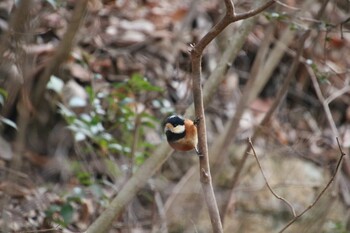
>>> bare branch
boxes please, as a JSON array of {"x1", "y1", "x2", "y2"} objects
[
  {"x1": 191, "y1": 1, "x2": 275, "y2": 232},
  {"x1": 278, "y1": 137, "x2": 346, "y2": 233},
  {"x1": 86, "y1": 144, "x2": 173, "y2": 233},
  {"x1": 340, "y1": 17, "x2": 350, "y2": 39},
  {"x1": 275, "y1": 0, "x2": 300, "y2": 10},
  {"x1": 307, "y1": 65, "x2": 339, "y2": 138},
  {"x1": 248, "y1": 138, "x2": 296, "y2": 217},
  {"x1": 224, "y1": 0, "x2": 235, "y2": 16},
  {"x1": 192, "y1": 0, "x2": 275, "y2": 58},
  {"x1": 325, "y1": 83, "x2": 350, "y2": 104},
  {"x1": 233, "y1": 0, "x2": 276, "y2": 22}
]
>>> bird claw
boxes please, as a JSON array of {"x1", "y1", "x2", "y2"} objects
[
  {"x1": 195, "y1": 147, "x2": 203, "y2": 156},
  {"x1": 193, "y1": 116, "x2": 201, "y2": 126}
]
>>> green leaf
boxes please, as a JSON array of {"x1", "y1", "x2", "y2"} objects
[
  {"x1": 47, "y1": 75, "x2": 64, "y2": 94},
  {"x1": 45, "y1": 204, "x2": 61, "y2": 218},
  {"x1": 58, "y1": 103, "x2": 76, "y2": 118},
  {"x1": 103, "y1": 158, "x2": 122, "y2": 178},
  {"x1": 74, "y1": 131, "x2": 86, "y2": 141},
  {"x1": 128, "y1": 74, "x2": 162, "y2": 92},
  {"x1": 69, "y1": 187, "x2": 85, "y2": 200},
  {"x1": 135, "y1": 152, "x2": 146, "y2": 166},
  {"x1": 0, "y1": 88, "x2": 8, "y2": 98},
  {"x1": 68, "y1": 96, "x2": 87, "y2": 107},
  {"x1": 89, "y1": 184, "x2": 105, "y2": 199},
  {"x1": 108, "y1": 143, "x2": 123, "y2": 151},
  {"x1": 77, "y1": 171, "x2": 93, "y2": 186},
  {"x1": 0, "y1": 88, "x2": 7, "y2": 106},
  {"x1": 264, "y1": 11, "x2": 288, "y2": 21},
  {"x1": 85, "y1": 86, "x2": 94, "y2": 101},
  {"x1": 60, "y1": 203, "x2": 74, "y2": 225}
]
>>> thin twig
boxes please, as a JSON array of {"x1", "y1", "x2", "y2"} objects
[
  {"x1": 233, "y1": 1, "x2": 276, "y2": 21},
  {"x1": 325, "y1": 84, "x2": 350, "y2": 104},
  {"x1": 278, "y1": 137, "x2": 346, "y2": 233},
  {"x1": 307, "y1": 65, "x2": 339, "y2": 138},
  {"x1": 340, "y1": 17, "x2": 350, "y2": 39},
  {"x1": 248, "y1": 138, "x2": 296, "y2": 217},
  {"x1": 275, "y1": 0, "x2": 300, "y2": 10}
]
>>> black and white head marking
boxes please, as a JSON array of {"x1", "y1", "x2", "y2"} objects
[{"x1": 164, "y1": 115, "x2": 186, "y2": 141}]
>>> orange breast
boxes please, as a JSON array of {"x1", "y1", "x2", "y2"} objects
[
  {"x1": 169, "y1": 139, "x2": 195, "y2": 151},
  {"x1": 169, "y1": 119, "x2": 197, "y2": 151}
]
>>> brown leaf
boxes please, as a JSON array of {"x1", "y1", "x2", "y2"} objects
[
  {"x1": 77, "y1": 198, "x2": 94, "y2": 229},
  {"x1": 23, "y1": 150, "x2": 50, "y2": 167},
  {"x1": 67, "y1": 63, "x2": 92, "y2": 83},
  {"x1": 0, "y1": 181, "x2": 31, "y2": 198},
  {"x1": 170, "y1": 6, "x2": 189, "y2": 22}
]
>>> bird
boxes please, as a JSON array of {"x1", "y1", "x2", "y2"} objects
[{"x1": 163, "y1": 115, "x2": 200, "y2": 154}]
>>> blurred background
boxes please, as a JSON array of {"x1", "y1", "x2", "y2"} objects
[{"x1": 0, "y1": 0, "x2": 349, "y2": 232}]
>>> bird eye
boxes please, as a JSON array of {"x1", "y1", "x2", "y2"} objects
[
  {"x1": 164, "y1": 123, "x2": 172, "y2": 132},
  {"x1": 171, "y1": 125, "x2": 185, "y2": 134}
]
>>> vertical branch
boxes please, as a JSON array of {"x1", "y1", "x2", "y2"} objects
[
  {"x1": 33, "y1": 0, "x2": 88, "y2": 106},
  {"x1": 191, "y1": 44, "x2": 223, "y2": 232},
  {"x1": 0, "y1": 1, "x2": 34, "y2": 232},
  {"x1": 190, "y1": 1, "x2": 275, "y2": 232},
  {"x1": 128, "y1": 113, "x2": 142, "y2": 177}
]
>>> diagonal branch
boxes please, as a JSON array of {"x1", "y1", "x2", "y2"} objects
[
  {"x1": 233, "y1": 1, "x2": 276, "y2": 21},
  {"x1": 248, "y1": 138, "x2": 296, "y2": 217},
  {"x1": 192, "y1": 0, "x2": 276, "y2": 58},
  {"x1": 278, "y1": 137, "x2": 346, "y2": 233}
]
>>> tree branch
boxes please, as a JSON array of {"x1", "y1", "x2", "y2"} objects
[
  {"x1": 278, "y1": 137, "x2": 346, "y2": 233},
  {"x1": 233, "y1": 0, "x2": 276, "y2": 21},
  {"x1": 248, "y1": 138, "x2": 296, "y2": 217},
  {"x1": 165, "y1": 15, "x2": 264, "y2": 226},
  {"x1": 86, "y1": 144, "x2": 173, "y2": 233},
  {"x1": 191, "y1": 1, "x2": 275, "y2": 232},
  {"x1": 192, "y1": 0, "x2": 275, "y2": 58}
]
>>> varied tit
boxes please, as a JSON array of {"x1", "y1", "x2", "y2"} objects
[{"x1": 163, "y1": 115, "x2": 199, "y2": 154}]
